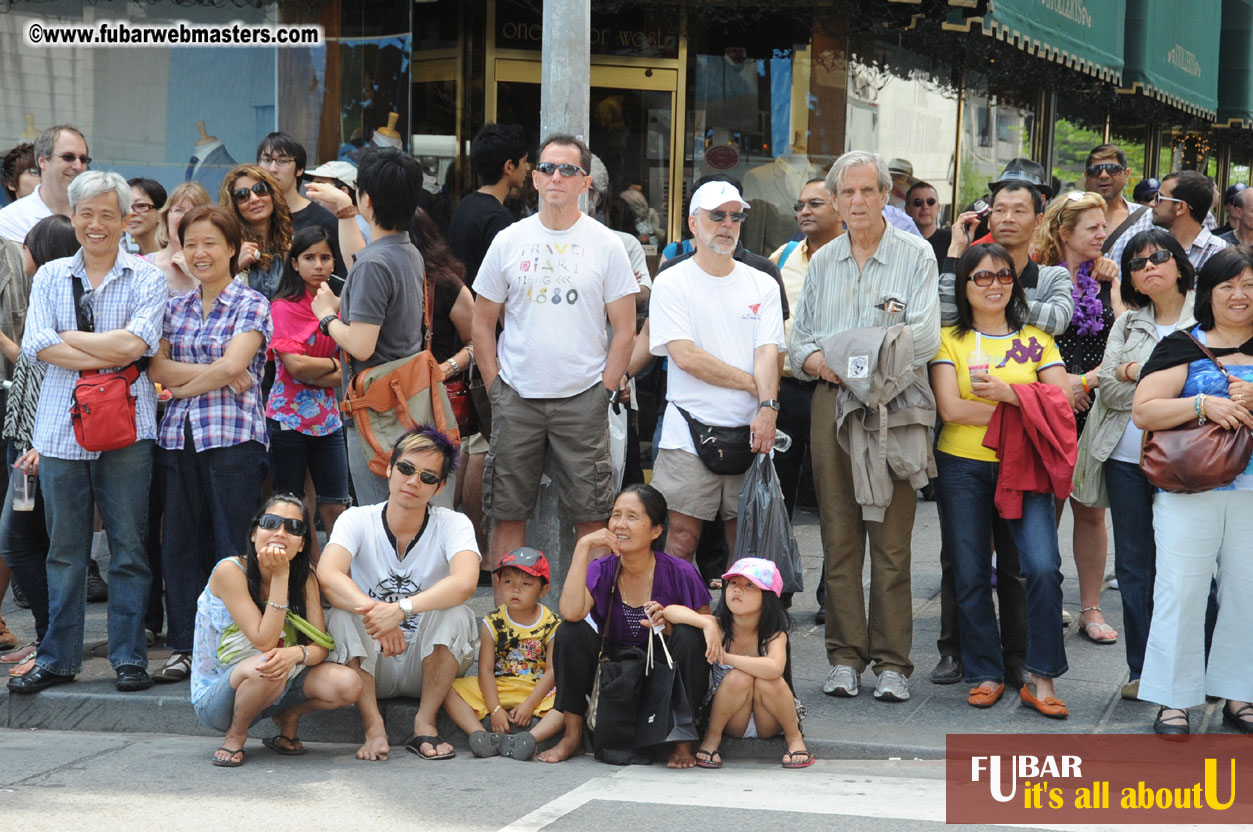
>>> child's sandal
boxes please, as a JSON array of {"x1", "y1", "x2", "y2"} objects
[{"x1": 695, "y1": 747, "x2": 722, "y2": 769}]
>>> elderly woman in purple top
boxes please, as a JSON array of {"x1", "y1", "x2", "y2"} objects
[{"x1": 539, "y1": 483, "x2": 712, "y2": 768}]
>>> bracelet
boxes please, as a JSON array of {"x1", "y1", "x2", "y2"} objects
[
  {"x1": 1080, "y1": 374, "x2": 1091, "y2": 395},
  {"x1": 330, "y1": 357, "x2": 339, "y2": 375},
  {"x1": 491, "y1": 705, "x2": 502, "y2": 715},
  {"x1": 1196, "y1": 393, "x2": 1208, "y2": 425},
  {"x1": 447, "y1": 356, "x2": 461, "y2": 375},
  {"x1": 267, "y1": 600, "x2": 288, "y2": 611},
  {"x1": 298, "y1": 644, "x2": 309, "y2": 665}
]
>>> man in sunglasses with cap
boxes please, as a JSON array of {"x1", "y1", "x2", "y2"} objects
[
  {"x1": 0, "y1": 125, "x2": 90, "y2": 243},
  {"x1": 318, "y1": 427, "x2": 481, "y2": 761}
]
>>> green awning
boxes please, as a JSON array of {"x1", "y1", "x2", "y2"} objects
[
  {"x1": 1217, "y1": 0, "x2": 1253, "y2": 126},
  {"x1": 1121, "y1": 0, "x2": 1220, "y2": 118},
  {"x1": 958, "y1": 0, "x2": 1126, "y2": 83}
]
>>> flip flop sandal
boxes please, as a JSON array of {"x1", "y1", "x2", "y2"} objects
[
  {"x1": 499, "y1": 732, "x2": 537, "y2": 761},
  {"x1": 405, "y1": 735, "x2": 455, "y2": 760},
  {"x1": 2, "y1": 642, "x2": 37, "y2": 664},
  {"x1": 262, "y1": 734, "x2": 308, "y2": 756},
  {"x1": 783, "y1": 749, "x2": 815, "y2": 769},
  {"x1": 211, "y1": 746, "x2": 245, "y2": 767},
  {"x1": 8, "y1": 654, "x2": 36, "y2": 677},
  {"x1": 695, "y1": 747, "x2": 722, "y2": 769},
  {"x1": 1079, "y1": 608, "x2": 1118, "y2": 644}
]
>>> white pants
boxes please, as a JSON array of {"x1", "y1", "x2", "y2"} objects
[
  {"x1": 326, "y1": 604, "x2": 477, "y2": 699},
  {"x1": 1140, "y1": 490, "x2": 1253, "y2": 708}
]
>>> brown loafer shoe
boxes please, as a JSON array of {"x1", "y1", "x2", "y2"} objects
[
  {"x1": 1020, "y1": 683, "x2": 1069, "y2": 719},
  {"x1": 968, "y1": 682, "x2": 1006, "y2": 708}
]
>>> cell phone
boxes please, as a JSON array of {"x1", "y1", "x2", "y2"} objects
[{"x1": 328, "y1": 274, "x2": 345, "y2": 295}]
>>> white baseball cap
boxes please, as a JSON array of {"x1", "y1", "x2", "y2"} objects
[
  {"x1": 689, "y1": 181, "x2": 749, "y2": 216},
  {"x1": 304, "y1": 160, "x2": 358, "y2": 190}
]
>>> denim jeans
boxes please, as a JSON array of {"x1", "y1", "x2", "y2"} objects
[
  {"x1": 158, "y1": 437, "x2": 267, "y2": 652},
  {"x1": 935, "y1": 451, "x2": 1068, "y2": 683},
  {"x1": 1104, "y1": 459, "x2": 1156, "y2": 680},
  {"x1": 37, "y1": 440, "x2": 154, "y2": 675},
  {"x1": 0, "y1": 442, "x2": 50, "y2": 641},
  {"x1": 267, "y1": 420, "x2": 350, "y2": 504}
]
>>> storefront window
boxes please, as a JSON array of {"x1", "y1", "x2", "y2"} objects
[
  {"x1": 957, "y1": 77, "x2": 1036, "y2": 210},
  {"x1": 495, "y1": 0, "x2": 679, "y2": 59},
  {"x1": 1109, "y1": 125, "x2": 1149, "y2": 195}
]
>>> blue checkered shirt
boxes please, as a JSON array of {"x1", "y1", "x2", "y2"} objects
[{"x1": 22, "y1": 250, "x2": 165, "y2": 460}]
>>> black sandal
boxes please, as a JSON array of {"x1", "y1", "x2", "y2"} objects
[
  {"x1": 1223, "y1": 702, "x2": 1253, "y2": 734},
  {"x1": 695, "y1": 747, "x2": 722, "y2": 769},
  {"x1": 404, "y1": 734, "x2": 455, "y2": 760}
]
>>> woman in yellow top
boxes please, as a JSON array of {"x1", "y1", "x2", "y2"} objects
[{"x1": 929, "y1": 243, "x2": 1073, "y2": 718}]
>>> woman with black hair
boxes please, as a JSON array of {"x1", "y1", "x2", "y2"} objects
[
  {"x1": 929, "y1": 243, "x2": 1074, "y2": 717},
  {"x1": 540, "y1": 483, "x2": 712, "y2": 767},
  {"x1": 1133, "y1": 246, "x2": 1253, "y2": 736},
  {"x1": 191, "y1": 494, "x2": 360, "y2": 767},
  {"x1": 1073, "y1": 229, "x2": 1194, "y2": 701},
  {"x1": 126, "y1": 177, "x2": 167, "y2": 256}
]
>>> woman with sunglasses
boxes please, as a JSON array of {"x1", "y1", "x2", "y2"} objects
[
  {"x1": 149, "y1": 205, "x2": 273, "y2": 686},
  {"x1": 1073, "y1": 230, "x2": 1194, "y2": 702},
  {"x1": 151, "y1": 182, "x2": 212, "y2": 296},
  {"x1": 1033, "y1": 191, "x2": 1123, "y2": 645},
  {"x1": 219, "y1": 165, "x2": 292, "y2": 301},
  {"x1": 929, "y1": 243, "x2": 1073, "y2": 717},
  {"x1": 192, "y1": 494, "x2": 360, "y2": 766}
]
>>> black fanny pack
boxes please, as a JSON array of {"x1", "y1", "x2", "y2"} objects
[{"x1": 674, "y1": 405, "x2": 753, "y2": 475}]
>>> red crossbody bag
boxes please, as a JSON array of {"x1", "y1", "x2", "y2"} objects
[{"x1": 68, "y1": 275, "x2": 142, "y2": 452}]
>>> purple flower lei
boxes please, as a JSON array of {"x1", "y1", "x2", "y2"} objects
[{"x1": 1069, "y1": 261, "x2": 1105, "y2": 337}]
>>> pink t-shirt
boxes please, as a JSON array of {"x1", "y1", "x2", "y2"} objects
[{"x1": 265, "y1": 290, "x2": 342, "y2": 436}]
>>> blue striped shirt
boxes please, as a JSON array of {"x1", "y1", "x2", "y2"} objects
[{"x1": 22, "y1": 250, "x2": 165, "y2": 460}]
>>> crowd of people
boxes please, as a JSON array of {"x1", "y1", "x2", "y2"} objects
[{"x1": 0, "y1": 122, "x2": 1248, "y2": 772}]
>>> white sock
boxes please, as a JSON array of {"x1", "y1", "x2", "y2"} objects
[{"x1": 91, "y1": 530, "x2": 106, "y2": 559}]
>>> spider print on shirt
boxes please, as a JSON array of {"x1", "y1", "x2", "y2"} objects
[{"x1": 370, "y1": 573, "x2": 421, "y2": 632}]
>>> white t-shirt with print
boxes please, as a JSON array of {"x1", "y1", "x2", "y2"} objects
[
  {"x1": 649, "y1": 257, "x2": 785, "y2": 454},
  {"x1": 328, "y1": 503, "x2": 481, "y2": 636},
  {"x1": 475, "y1": 213, "x2": 639, "y2": 398}
]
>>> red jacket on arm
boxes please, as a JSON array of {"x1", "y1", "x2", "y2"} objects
[{"x1": 982, "y1": 382, "x2": 1077, "y2": 519}]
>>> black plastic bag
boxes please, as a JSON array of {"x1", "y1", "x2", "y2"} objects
[
  {"x1": 634, "y1": 633, "x2": 699, "y2": 749},
  {"x1": 734, "y1": 453, "x2": 804, "y2": 593}
]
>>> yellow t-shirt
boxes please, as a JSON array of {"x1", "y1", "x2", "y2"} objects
[{"x1": 930, "y1": 325, "x2": 1064, "y2": 462}]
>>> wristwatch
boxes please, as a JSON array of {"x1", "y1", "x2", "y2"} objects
[
  {"x1": 318, "y1": 314, "x2": 338, "y2": 336},
  {"x1": 759, "y1": 399, "x2": 781, "y2": 411},
  {"x1": 398, "y1": 597, "x2": 416, "y2": 620}
]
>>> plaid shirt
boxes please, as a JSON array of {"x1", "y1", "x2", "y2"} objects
[
  {"x1": 158, "y1": 280, "x2": 272, "y2": 451},
  {"x1": 22, "y1": 250, "x2": 165, "y2": 461},
  {"x1": 1108, "y1": 207, "x2": 1229, "y2": 273}
]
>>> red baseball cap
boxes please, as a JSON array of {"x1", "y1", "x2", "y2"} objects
[{"x1": 496, "y1": 547, "x2": 550, "y2": 582}]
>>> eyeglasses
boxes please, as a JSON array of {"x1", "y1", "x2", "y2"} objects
[
  {"x1": 1127, "y1": 249, "x2": 1173, "y2": 272},
  {"x1": 534, "y1": 161, "x2": 586, "y2": 178},
  {"x1": 130, "y1": 201, "x2": 154, "y2": 214},
  {"x1": 259, "y1": 155, "x2": 296, "y2": 167},
  {"x1": 911, "y1": 197, "x2": 938, "y2": 207},
  {"x1": 54, "y1": 153, "x2": 91, "y2": 166},
  {"x1": 1085, "y1": 163, "x2": 1125, "y2": 177},
  {"x1": 700, "y1": 209, "x2": 748, "y2": 224},
  {"x1": 1153, "y1": 192, "x2": 1186, "y2": 206},
  {"x1": 793, "y1": 199, "x2": 829, "y2": 212},
  {"x1": 393, "y1": 460, "x2": 442, "y2": 485},
  {"x1": 970, "y1": 269, "x2": 1016, "y2": 287},
  {"x1": 231, "y1": 181, "x2": 273, "y2": 203},
  {"x1": 257, "y1": 513, "x2": 308, "y2": 536}
]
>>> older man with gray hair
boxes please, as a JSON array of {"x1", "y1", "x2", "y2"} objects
[
  {"x1": 8, "y1": 170, "x2": 166, "y2": 696},
  {"x1": 789, "y1": 150, "x2": 940, "y2": 703}
]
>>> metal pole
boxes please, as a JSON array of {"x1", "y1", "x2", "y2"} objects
[{"x1": 540, "y1": 0, "x2": 591, "y2": 143}]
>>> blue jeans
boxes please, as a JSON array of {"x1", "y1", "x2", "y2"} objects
[
  {"x1": 194, "y1": 666, "x2": 310, "y2": 733},
  {"x1": 158, "y1": 437, "x2": 267, "y2": 652},
  {"x1": 267, "y1": 420, "x2": 350, "y2": 504},
  {"x1": 1104, "y1": 459, "x2": 1156, "y2": 680},
  {"x1": 0, "y1": 442, "x2": 51, "y2": 642},
  {"x1": 935, "y1": 451, "x2": 1068, "y2": 683},
  {"x1": 37, "y1": 440, "x2": 154, "y2": 675}
]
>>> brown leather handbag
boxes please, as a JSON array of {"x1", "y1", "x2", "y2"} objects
[{"x1": 1140, "y1": 334, "x2": 1253, "y2": 493}]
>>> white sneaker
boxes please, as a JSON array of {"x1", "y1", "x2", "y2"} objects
[
  {"x1": 873, "y1": 670, "x2": 911, "y2": 702},
  {"x1": 823, "y1": 664, "x2": 859, "y2": 697}
]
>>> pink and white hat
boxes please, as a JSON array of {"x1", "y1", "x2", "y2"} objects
[{"x1": 722, "y1": 557, "x2": 783, "y2": 597}]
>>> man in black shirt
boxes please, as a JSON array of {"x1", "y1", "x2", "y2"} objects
[
  {"x1": 448, "y1": 124, "x2": 530, "y2": 291},
  {"x1": 257, "y1": 132, "x2": 346, "y2": 275}
]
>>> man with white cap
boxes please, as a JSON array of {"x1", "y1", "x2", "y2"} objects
[
  {"x1": 304, "y1": 160, "x2": 369, "y2": 264},
  {"x1": 648, "y1": 180, "x2": 785, "y2": 563}
]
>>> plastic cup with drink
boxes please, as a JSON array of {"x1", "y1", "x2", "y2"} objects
[{"x1": 968, "y1": 332, "x2": 991, "y2": 391}]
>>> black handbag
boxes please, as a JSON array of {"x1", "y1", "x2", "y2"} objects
[
  {"x1": 674, "y1": 404, "x2": 753, "y2": 475},
  {"x1": 591, "y1": 645, "x2": 649, "y2": 764},
  {"x1": 634, "y1": 631, "x2": 699, "y2": 749}
]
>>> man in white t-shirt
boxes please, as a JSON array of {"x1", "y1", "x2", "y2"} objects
[
  {"x1": 648, "y1": 181, "x2": 785, "y2": 562},
  {"x1": 317, "y1": 428, "x2": 480, "y2": 761},
  {"x1": 472, "y1": 133, "x2": 639, "y2": 591},
  {"x1": 0, "y1": 125, "x2": 89, "y2": 243}
]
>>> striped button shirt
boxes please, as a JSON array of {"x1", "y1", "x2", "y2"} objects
[
  {"x1": 158, "y1": 280, "x2": 272, "y2": 451},
  {"x1": 788, "y1": 219, "x2": 941, "y2": 380},
  {"x1": 1108, "y1": 209, "x2": 1229, "y2": 273},
  {"x1": 22, "y1": 250, "x2": 165, "y2": 460}
]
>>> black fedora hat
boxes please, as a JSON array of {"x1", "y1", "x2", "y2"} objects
[{"x1": 988, "y1": 158, "x2": 1052, "y2": 199}]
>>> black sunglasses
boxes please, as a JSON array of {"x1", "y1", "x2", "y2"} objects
[
  {"x1": 1086, "y1": 162, "x2": 1125, "y2": 177},
  {"x1": 258, "y1": 513, "x2": 308, "y2": 536},
  {"x1": 534, "y1": 161, "x2": 585, "y2": 178},
  {"x1": 970, "y1": 269, "x2": 1016, "y2": 287},
  {"x1": 1127, "y1": 249, "x2": 1174, "y2": 272},
  {"x1": 701, "y1": 209, "x2": 748, "y2": 224},
  {"x1": 55, "y1": 152, "x2": 91, "y2": 165},
  {"x1": 394, "y1": 460, "x2": 442, "y2": 485},
  {"x1": 231, "y1": 181, "x2": 272, "y2": 203},
  {"x1": 911, "y1": 197, "x2": 937, "y2": 207}
]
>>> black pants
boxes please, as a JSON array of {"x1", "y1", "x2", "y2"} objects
[
  {"x1": 552, "y1": 619, "x2": 710, "y2": 722},
  {"x1": 775, "y1": 377, "x2": 815, "y2": 516}
]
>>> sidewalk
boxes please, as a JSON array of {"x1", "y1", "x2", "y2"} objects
[{"x1": 0, "y1": 500, "x2": 1180, "y2": 760}]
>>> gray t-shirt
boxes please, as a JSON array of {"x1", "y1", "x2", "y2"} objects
[{"x1": 340, "y1": 232, "x2": 425, "y2": 375}]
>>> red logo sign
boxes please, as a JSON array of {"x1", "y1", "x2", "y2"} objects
[{"x1": 705, "y1": 145, "x2": 740, "y2": 171}]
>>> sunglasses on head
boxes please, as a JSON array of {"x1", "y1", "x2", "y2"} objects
[
  {"x1": 257, "y1": 513, "x2": 307, "y2": 536},
  {"x1": 231, "y1": 181, "x2": 272, "y2": 203},
  {"x1": 393, "y1": 460, "x2": 442, "y2": 485},
  {"x1": 911, "y1": 197, "x2": 937, "y2": 207},
  {"x1": 55, "y1": 152, "x2": 91, "y2": 166},
  {"x1": 1086, "y1": 162, "x2": 1125, "y2": 177},
  {"x1": 534, "y1": 161, "x2": 585, "y2": 177},
  {"x1": 701, "y1": 209, "x2": 748, "y2": 223},
  {"x1": 1127, "y1": 249, "x2": 1173, "y2": 272},
  {"x1": 970, "y1": 268, "x2": 1016, "y2": 287}
]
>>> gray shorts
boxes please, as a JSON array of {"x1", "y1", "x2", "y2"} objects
[
  {"x1": 483, "y1": 380, "x2": 615, "y2": 523},
  {"x1": 651, "y1": 447, "x2": 745, "y2": 521},
  {"x1": 326, "y1": 604, "x2": 477, "y2": 699}
]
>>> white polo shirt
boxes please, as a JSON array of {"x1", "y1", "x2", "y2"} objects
[{"x1": 0, "y1": 185, "x2": 52, "y2": 243}]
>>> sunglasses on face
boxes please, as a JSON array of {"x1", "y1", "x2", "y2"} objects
[
  {"x1": 54, "y1": 153, "x2": 91, "y2": 166},
  {"x1": 1128, "y1": 249, "x2": 1173, "y2": 272},
  {"x1": 1153, "y1": 192, "x2": 1185, "y2": 206},
  {"x1": 793, "y1": 199, "x2": 828, "y2": 212},
  {"x1": 257, "y1": 513, "x2": 307, "y2": 536},
  {"x1": 911, "y1": 197, "x2": 938, "y2": 207},
  {"x1": 1086, "y1": 163, "x2": 1125, "y2": 177},
  {"x1": 970, "y1": 269, "x2": 1016, "y2": 287},
  {"x1": 701, "y1": 209, "x2": 748, "y2": 224},
  {"x1": 393, "y1": 460, "x2": 442, "y2": 485},
  {"x1": 534, "y1": 161, "x2": 585, "y2": 178},
  {"x1": 231, "y1": 181, "x2": 272, "y2": 203}
]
